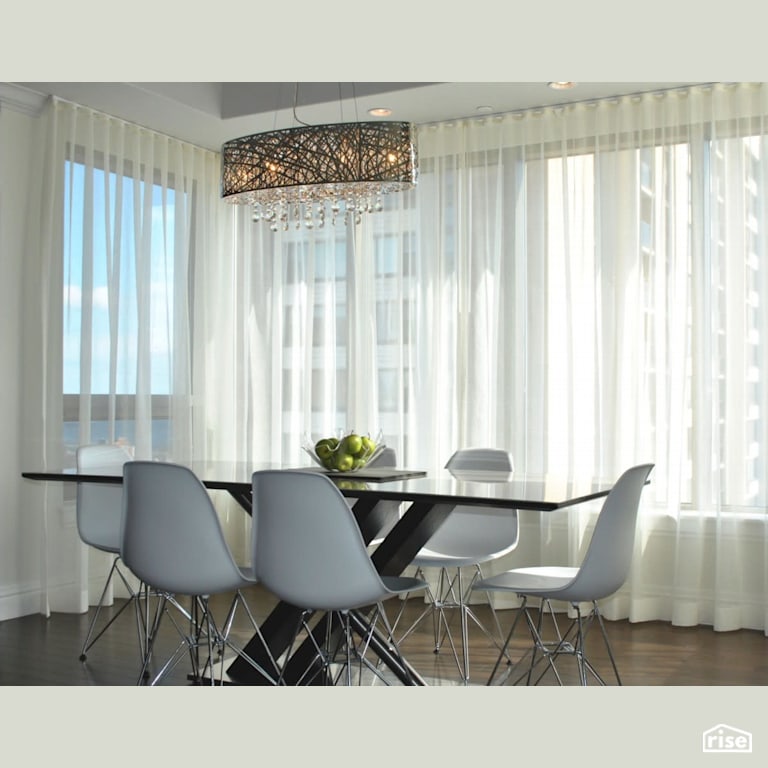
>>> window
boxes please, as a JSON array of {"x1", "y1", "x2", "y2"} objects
[
  {"x1": 62, "y1": 155, "x2": 181, "y2": 460},
  {"x1": 276, "y1": 201, "x2": 418, "y2": 447},
  {"x1": 536, "y1": 130, "x2": 768, "y2": 508}
]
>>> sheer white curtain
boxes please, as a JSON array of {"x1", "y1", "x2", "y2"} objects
[
  {"x1": 210, "y1": 83, "x2": 768, "y2": 633},
  {"x1": 414, "y1": 84, "x2": 768, "y2": 631},
  {"x1": 30, "y1": 86, "x2": 768, "y2": 631},
  {"x1": 22, "y1": 97, "x2": 220, "y2": 612},
  {"x1": 201, "y1": 207, "x2": 404, "y2": 463}
]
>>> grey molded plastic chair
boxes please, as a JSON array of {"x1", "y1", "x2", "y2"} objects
[
  {"x1": 251, "y1": 469, "x2": 428, "y2": 685},
  {"x1": 393, "y1": 447, "x2": 518, "y2": 683},
  {"x1": 121, "y1": 461, "x2": 279, "y2": 685},
  {"x1": 76, "y1": 444, "x2": 145, "y2": 663},
  {"x1": 473, "y1": 463, "x2": 655, "y2": 686}
]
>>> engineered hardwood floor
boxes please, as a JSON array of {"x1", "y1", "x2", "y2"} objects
[{"x1": 1, "y1": 584, "x2": 766, "y2": 686}]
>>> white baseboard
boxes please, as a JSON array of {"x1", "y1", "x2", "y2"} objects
[{"x1": 0, "y1": 582, "x2": 47, "y2": 621}]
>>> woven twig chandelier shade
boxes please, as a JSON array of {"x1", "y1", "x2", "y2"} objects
[{"x1": 221, "y1": 121, "x2": 418, "y2": 230}]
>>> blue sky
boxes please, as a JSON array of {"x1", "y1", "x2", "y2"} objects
[{"x1": 63, "y1": 161, "x2": 174, "y2": 395}]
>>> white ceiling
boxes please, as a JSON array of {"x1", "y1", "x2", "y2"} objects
[{"x1": 10, "y1": 81, "x2": 706, "y2": 152}]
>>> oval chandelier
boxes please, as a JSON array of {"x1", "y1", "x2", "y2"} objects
[{"x1": 220, "y1": 86, "x2": 418, "y2": 231}]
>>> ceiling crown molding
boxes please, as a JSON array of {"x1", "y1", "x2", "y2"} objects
[{"x1": 0, "y1": 83, "x2": 47, "y2": 116}]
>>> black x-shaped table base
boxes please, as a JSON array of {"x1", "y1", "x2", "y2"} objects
[{"x1": 225, "y1": 493, "x2": 457, "y2": 685}]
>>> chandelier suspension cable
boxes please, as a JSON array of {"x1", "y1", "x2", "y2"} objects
[
  {"x1": 350, "y1": 83, "x2": 359, "y2": 123},
  {"x1": 220, "y1": 82, "x2": 418, "y2": 232},
  {"x1": 292, "y1": 83, "x2": 311, "y2": 128},
  {"x1": 271, "y1": 85, "x2": 282, "y2": 132}
]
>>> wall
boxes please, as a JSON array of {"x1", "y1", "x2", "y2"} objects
[{"x1": 0, "y1": 95, "x2": 44, "y2": 619}]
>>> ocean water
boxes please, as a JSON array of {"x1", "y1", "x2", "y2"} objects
[{"x1": 63, "y1": 419, "x2": 170, "y2": 457}]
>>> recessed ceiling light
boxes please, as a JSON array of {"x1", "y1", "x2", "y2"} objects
[
  {"x1": 476, "y1": 105, "x2": 493, "y2": 113},
  {"x1": 548, "y1": 82, "x2": 577, "y2": 90},
  {"x1": 368, "y1": 107, "x2": 392, "y2": 117}
]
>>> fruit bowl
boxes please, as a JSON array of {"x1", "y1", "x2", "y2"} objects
[{"x1": 302, "y1": 429, "x2": 385, "y2": 473}]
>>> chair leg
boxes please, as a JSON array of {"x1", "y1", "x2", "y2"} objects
[
  {"x1": 137, "y1": 593, "x2": 168, "y2": 684},
  {"x1": 391, "y1": 567, "x2": 437, "y2": 643},
  {"x1": 79, "y1": 556, "x2": 138, "y2": 661},
  {"x1": 522, "y1": 600, "x2": 566, "y2": 685},
  {"x1": 280, "y1": 610, "x2": 338, "y2": 686},
  {"x1": 281, "y1": 604, "x2": 420, "y2": 687},
  {"x1": 276, "y1": 612, "x2": 314, "y2": 686},
  {"x1": 486, "y1": 596, "x2": 528, "y2": 685},
  {"x1": 136, "y1": 594, "x2": 222, "y2": 686},
  {"x1": 428, "y1": 567, "x2": 471, "y2": 682},
  {"x1": 137, "y1": 593, "x2": 206, "y2": 686},
  {"x1": 455, "y1": 566, "x2": 517, "y2": 682},
  {"x1": 457, "y1": 570, "x2": 469, "y2": 683},
  {"x1": 595, "y1": 603, "x2": 622, "y2": 684},
  {"x1": 220, "y1": 590, "x2": 282, "y2": 684},
  {"x1": 397, "y1": 565, "x2": 512, "y2": 684},
  {"x1": 519, "y1": 601, "x2": 620, "y2": 686},
  {"x1": 574, "y1": 605, "x2": 589, "y2": 685},
  {"x1": 570, "y1": 604, "x2": 611, "y2": 685},
  {"x1": 572, "y1": 601, "x2": 621, "y2": 685},
  {"x1": 328, "y1": 610, "x2": 376, "y2": 686},
  {"x1": 330, "y1": 604, "x2": 416, "y2": 686},
  {"x1": 137, "y1": 583, "x2": 155, "y2": 675},
  {"x1": 477, "y1": 566, "x2": 508, "y2": 650},
  {"x1": 370, "y1": 602, "x2": 420, "y2": 685},
  {"x1": 486, "y1": 598, "x2": 571, "y2": 686}
]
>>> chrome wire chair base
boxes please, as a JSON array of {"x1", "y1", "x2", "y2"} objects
[
  {"x1": 137, "y1": 589, "x2": 281, "y2": 686},
  {"x1": 391, "y1": 565, "x2": 510, "y2": 684},
  {"x1": 280, "y1": 604, "x2": 414, "y2": 686},
  {"x1": 487, "y1": 597, "x2": 622, "y2": 686},
  {"x1": 79, "y1": 556, "x2": 148, "y2": 666}
]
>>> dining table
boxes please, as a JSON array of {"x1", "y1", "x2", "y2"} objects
[{"x1": 22, "y1": 459, "x2": 615, "y2": 685}]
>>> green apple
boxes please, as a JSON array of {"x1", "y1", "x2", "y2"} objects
[
  {"x1": 334, "y1": 452, "x2": 355, "y2": 472},
  {"x1": 342, "y1": 434, "x2": 363, "y2": 456},
  {"x1": 315, "y1": 442, "x2": 333, "y2": 460}
]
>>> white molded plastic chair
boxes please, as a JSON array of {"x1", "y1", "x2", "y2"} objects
[
  {"x1": 121, "y1": 461, "x2": 279, "y2": 685},
  {"x1": 252, "y1": 469, "x2": 427, "y2": 685},
  {"x1": 473, "y1": 463, "x2": 655, "y2": 686},
  {"x1": 76, "y1": 444, "x2": 144, "y2": 664},
  {"x1": 368, "y1": 446, "x2": 396, "y2": 468},
  {"x1": 393, "y1": 447, "x2": 518, "y2": 684}
]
